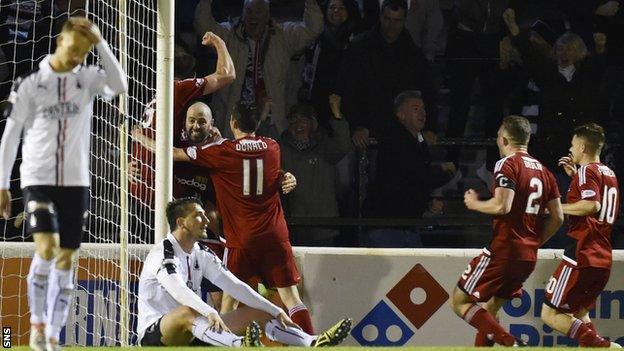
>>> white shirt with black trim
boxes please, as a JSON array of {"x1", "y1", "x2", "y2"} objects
[
  {"x1": 137, "y1": 233, "x2": 282, "y2": 343},
  {"x1": 0, "y1": 41, "x2": 127, "y2": 189}
]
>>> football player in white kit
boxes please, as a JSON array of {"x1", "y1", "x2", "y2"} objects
[
  {"x1": 137, "y1": 197, "x2": 352, "y2": 347},
  {"x1": 0, "y1": 17, "x2": 127, "y2": 351}
]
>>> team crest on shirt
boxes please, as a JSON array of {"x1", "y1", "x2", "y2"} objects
[{"x1": 581, "y1": 190, "x2": 597, "y2": 199}]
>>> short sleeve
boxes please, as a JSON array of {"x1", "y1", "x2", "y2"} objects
[
  {"x1": 174, "y1": 78, "x2": 206, "y2": 107},
  {"x1": 494, "y1": 157, "x2": 517, "y2": 190},
  {"x1": 186, "y1": 140, "x2": 227, "y2": 169},
  {"x1": 578, "y1": 165, "x2": 601, "y2": 201}
]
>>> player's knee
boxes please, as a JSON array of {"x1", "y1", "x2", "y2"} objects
[
  {"x1": 36, "y1": 245, "x2": 55, "y2": 260},
  {"x1": 55, "y1": 249, "x2": 77, "y2": 270},
  {"x1": 450, "y1": 287, "x2": 465, "y2": 315},
  {"x1": 177, "y1": 306, "x2": 200, "y2": 329},
  {"x1": 540, "y1": 303, "x2": 555, "y2": 323}
]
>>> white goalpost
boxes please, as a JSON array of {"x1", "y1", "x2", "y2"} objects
[{"x1": 0, "y1": 0, "x2": 173, "y2": 346}]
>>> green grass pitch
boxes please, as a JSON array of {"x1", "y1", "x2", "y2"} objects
[{"x1": 7, "y1": 347, "x2": 608, "y2": 350}]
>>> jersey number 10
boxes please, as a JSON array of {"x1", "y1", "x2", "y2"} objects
[
  {"x1": 598, "y1": 186, "x2": 617, "y2": 224},
  {"x1": 243, "y1": 159, "x2": 264, "y2": 196}
]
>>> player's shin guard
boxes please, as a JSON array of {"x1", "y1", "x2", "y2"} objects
[
  {"x1": 191, "y1": 316, "x2": 243, "y2": 347},
  {"x1": 45, "y1": 268, "x2": 73, "y2": 342},
  {"x1": 288, "y1": 303, "x2": 314, "y2": 334},
  {"x1": 462, "y1": 304, "x2": 515, "y2": 346},
  {"x1": 264, "y1": 319, "x2": 316, "y2": 346},
  {"x1": 568, "y1": 319, "x2": 610, "y2": 347},
  {"x1": 27, "y1": 253, "x2": 53, "y2": 325}
]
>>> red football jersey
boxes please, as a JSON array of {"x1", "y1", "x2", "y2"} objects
[
  {"x1": 490, "y1": 152, "x2": 560, "y2": 261},
  {"x1": 565, "y1": 162, "x2": 619, "y2": 268},
  {"x1": 130, "y1": 78, "x2": 207, "y2": 206},
  {"x1": 186, "y1": 136, "x2": 288, "y2": 248}
]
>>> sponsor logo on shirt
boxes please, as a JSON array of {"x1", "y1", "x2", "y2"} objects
[
  {"x1": 175, "y1": 176, "x2": 207, "y2": 191},
  {"x1": 42, "y1": 102, "x2": 80, "y2": 119}
]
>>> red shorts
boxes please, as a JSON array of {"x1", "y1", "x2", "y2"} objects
[
  {"x1": 223, "y1": 241, "x2": 300, "y2": 288},
  {"x1": 457, "y1": 248, "x2": 536, "y2": 302},
  {"x1": 544, "y1": 258, "x2": 610, "y2": 313}
]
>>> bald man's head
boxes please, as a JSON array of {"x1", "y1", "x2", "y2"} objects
[{"x1": 185, "y1": 102, "x2": 213, "y2": 144}]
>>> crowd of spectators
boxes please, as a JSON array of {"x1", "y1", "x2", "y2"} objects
[{"x1": 1, "y1": 0, "x2": 623, "y2": 248}]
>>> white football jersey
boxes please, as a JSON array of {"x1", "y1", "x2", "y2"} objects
[
  {"x1": 137, "y1": 234, "x2": 226, "y2": 341},
  {"x1": 6, "y1": 55, "x2": 113, "y2": 187}
]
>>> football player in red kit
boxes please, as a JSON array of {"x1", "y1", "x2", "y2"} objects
[
  {"x1": 452, "y1": 115, "x2": 564, "y2": 346},
  {"x1": 164, "y1": 102, "x2": 351, "y2": 336},
  {"x1": 541, "y1": 123, "x2": 620, "y2": 348}
]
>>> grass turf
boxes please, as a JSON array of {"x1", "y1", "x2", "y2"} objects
[{"x1": 7, "y1": 347, "x2": 609, "y2": 350}]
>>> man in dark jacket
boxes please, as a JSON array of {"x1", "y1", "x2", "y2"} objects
[
  {"x1": 335, "y1": 0, "x2": 438, "y2": 148},
  {"x1": 362, "y1": 91, "x2": 455, "y2": 247}
]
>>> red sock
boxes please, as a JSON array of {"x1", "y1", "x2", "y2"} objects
[
  {"x1": 288, "y1": 304, "x2": 314, "y2": 334},
  {"x1": 568, "y1": 319, "x2": 609, "y2": 347},
  {"x1": 585, "y1": 322, "x2": 597, "y2": 333},
  {"x1": 474, "y1": 331, "x2": 495, "y2": 347},
  {"x1": 462, "y1": 305, "x2": 515, "y2": 346}
]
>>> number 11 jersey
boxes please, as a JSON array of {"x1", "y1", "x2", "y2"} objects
[
  {"x1": 186, "y1": 136, "x2": 288, "y2": 249},
  {"x1": 491, "y1": 152, "x2": 560, "y2": 261}
]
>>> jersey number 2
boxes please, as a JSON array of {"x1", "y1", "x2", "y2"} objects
[
  {"x1": 243, "y1": 159, "x2": 263, "y2": 196},
  {"x1": 525, "y1": 177, "x2": 543, "y2": 214}
]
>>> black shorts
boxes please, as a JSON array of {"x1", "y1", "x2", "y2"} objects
[
  {"x1": 22, "y1": 186, "x2": 89, "y2": 249},
  {"x1": 141, "y1": 317, "x2": 212, "y2": 346}
]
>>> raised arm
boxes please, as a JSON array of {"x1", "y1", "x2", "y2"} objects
[
  {"x1": 200, "y1": 32, "x2": 236, "y2": 95},
  {"x1": 282, "y1": 0, "x2": 324, "y2": 56},
  {"x1": 194, "y1": 0, "x2": 232, "y2": 42},
  {"x1": 94, "y1": 40, "x2": 128, "y2": 96}
]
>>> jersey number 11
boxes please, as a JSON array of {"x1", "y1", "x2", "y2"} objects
[{"x1": 243, "y1": 159, "x2": 264, "y2": 196}]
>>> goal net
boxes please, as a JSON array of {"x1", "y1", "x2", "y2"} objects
[{"x1": 0, "y1": 0, "x2": 159, "y2": 346}]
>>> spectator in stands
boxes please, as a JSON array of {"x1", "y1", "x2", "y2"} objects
[
  {"x1": 405, "y1": 0, "x2": 444, "y2": 61},
  {"x1": 336, "y1": 0, "x2": 438, "y2": 148},
  {"x1": 299, "y1": 0, "x2": 362, "y2": 131},
  {"x1": 361, "y1": 91, "x2": 455, "y2": 247},
  {"x1": 193, "y1": 0, "x2": 324, "y2": 138},
  {"x1": 280, "y1": 103, "x2": 351, "y2": 246},
  {"x1": 503, "y1": 9, "x2": 609, "y2": 180}
]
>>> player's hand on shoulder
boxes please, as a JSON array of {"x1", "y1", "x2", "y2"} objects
[
  {"x1": 281, "y1": 172, "x2": 297, "y2": 194},
  {"x1": 558, "y1": 155, "x2": 577, "y2": 177},
  {"x1": 276, "y1": 310, "x2": 300, "y2": 330},
  {"x1": 0, "y1": 189, "x2": 12, "y2": 219},
  {"x1": 208, "y1": 126, "x2": 222, "y2": 143},
  {"x1": 206, "y1": 312, "x2": 230, "y2": 333}
]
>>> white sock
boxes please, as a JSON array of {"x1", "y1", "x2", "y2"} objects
[
  {"x1": 45, "y1": 267, "x2": 73, "y2": 341},
  {"x1": 191, "y1": 316, "x2": 243, "y2": 347},
  {"x1": 265, "y1": 319, "x2": 316, "y2": 346},
  {"x1": 27, "y1": 253, "x2": 53, "y2": 325}
]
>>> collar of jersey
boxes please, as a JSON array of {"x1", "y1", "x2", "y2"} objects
[
  {"x1": 166, "y1": 232, "x2": 196, "y2": 256},
  {"x1": 40, "y1": 55, "x2": 83, "y2": 76}
]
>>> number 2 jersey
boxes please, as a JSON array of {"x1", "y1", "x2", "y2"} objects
[
  {"x1": 490, "y1": 152, "x2": 560, "y2": 261},
  {"x1": 564, "y1": 163, "x2": 619, "y2": 269},
  {"x1": 185, "y1": 136, "x2": 288, "y2": 248}
]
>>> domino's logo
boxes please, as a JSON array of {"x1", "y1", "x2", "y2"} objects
[{"x1": 352, "y1": 264, "x2": 449, "y2": 346}]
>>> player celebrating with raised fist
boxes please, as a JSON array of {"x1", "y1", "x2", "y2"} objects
[
  {"x1": 0, "y1": 17, "x2": 127, "y2": 351},
  {"x1": 451, "y1": 116, "x2": 563, "y2": 346},
  {"x1": 541, "y1": 123, "x2": 621, "y2": 348}
]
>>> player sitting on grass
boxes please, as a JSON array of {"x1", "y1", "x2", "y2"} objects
[{"x1": 137, "y1": 197, "x2": 352, "y2": 347}]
